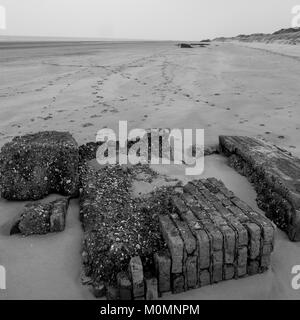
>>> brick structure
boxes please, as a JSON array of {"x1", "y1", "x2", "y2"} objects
[
  {"x1": 219, "y1": 135, "x2": 300, "y2": 241},
  {"x1": 157, "y1": 178, "x2": 275, "y2": 294},
  {"x1": 80, "y1": 162, "x2": 275, "y2": 299}
]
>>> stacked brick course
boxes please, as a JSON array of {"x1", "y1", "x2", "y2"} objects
[{"x1": 157, "y1": 178, "x2": 275, "y2": 295}]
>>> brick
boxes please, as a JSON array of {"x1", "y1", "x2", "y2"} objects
[
  {"x1": 117, "y1": 272, "x2": 132, "y2": 300},
  {"x1": 172, "y1": 273, "x2": 185, "y2": 294},
  {"x1": 145, "y1": 277, "x2": 158, "y2": 300},
  {"x1": 199, "y1": 270, "x2": 211, "y2": 287},
  {"x1": 128, "y1": 256, "x2": 144, "y2": 298},
  {"x1": 186, "y1": 255, "x2": 198, "y2": 289},
  {"x1": 261, "y1": 255, "x2": 271, "y2": 269},
  {"x1": 212, "y1": 251, "x2": 223, "y2": 283},
  {"x1": 224, "y1": 265, "x2": 235, "y2": 280},
  {"x1": 238, "y1": 247, "x2": 247, "y2": 277},
  {"x1": 223, "y1": 226, "x2": 236, "y2": 264},
  {"x1": 194, "y1": 229, "x2": 210, "y2": 270},
  {"x1": 154, "y1": 251, "x2": 171, "y2": 294},
  {"x1": 92, "y1": 283, "x2": 106, "y2": 298},
  {"x1": 159, "y1": 215, "x2": 184, "y2": 274},
  {"x1": 106, "y1": 286, "x2": 120, "y2": 300},
  {"x1": 248, "y1": 261, "x2": 259, "y2": 275},
  {"x1": 245, "y1": 222, "x2": 261, "y2": 259},
  {"x1": 213, "y1": 264, "x2": 223, "y2": 283},
  {"x1": 262, "y1": 244, "x2": 273, "y2": 255}
]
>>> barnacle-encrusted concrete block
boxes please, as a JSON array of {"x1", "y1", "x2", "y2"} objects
[
  {"x1": 0, "y1": 131, "x2": 79, "y2": 200},
  {"x1": 219, "y1": 135, "x2": 300, "y2": 241},
  {"x1": 80, "y1": 162, "x2": 165, "y2": 293},
  {"x1": 158, "y1": 178, "x2": 275, "y2": 294},
  {"x1": 10, "y1": 198, "x2": 69, "y2": 236}
]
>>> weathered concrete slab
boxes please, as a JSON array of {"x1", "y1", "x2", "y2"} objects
[{"x1": 219, "y1": 135, "x2": 300, "y2": 241}]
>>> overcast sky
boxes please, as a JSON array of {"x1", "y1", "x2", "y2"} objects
[{"x1": 0, "y1": 0, "x2": 298, "y2": 40}]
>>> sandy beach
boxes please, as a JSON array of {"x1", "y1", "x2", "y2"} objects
[
  {"x1": 1, "y1": 41, "x2": 300, "y2": 300},
  {"x1": 1, "y1": 41, "x2": 300, "y2": 155}
]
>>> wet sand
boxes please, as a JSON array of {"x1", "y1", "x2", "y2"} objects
[{"x1": 1, "y1": 41, "x2": 300, "y2": 300}]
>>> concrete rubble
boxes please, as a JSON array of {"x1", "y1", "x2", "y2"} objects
[{"x1": 10, "y1": 198, "x2": 69, "y2": 236}]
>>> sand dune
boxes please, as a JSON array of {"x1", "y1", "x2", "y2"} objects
[{"x1": 215, "y1": 27, "x2": 300, "y2": 45}]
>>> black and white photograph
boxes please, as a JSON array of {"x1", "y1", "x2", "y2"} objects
[{"x1": 0, "y1": 0, "x2": 300, "y2": 308}]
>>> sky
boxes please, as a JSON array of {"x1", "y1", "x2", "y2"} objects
[{"x1": 0, "y1": 0, "x2": 299, "y2": 40}]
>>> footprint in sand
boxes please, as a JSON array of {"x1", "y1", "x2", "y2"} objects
[
  {"x1": 278, "y1": 135, "x2": 285, "y2": 139},
  {"x1": 11, "y1": 124, "x2": 21, "y2": 128},
  {"x1": 39, "y1": 115, "x2": 52, "y2": 121},
  {"x1": 82, "y1": 123, "x2": 94, "y2": 128}
]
